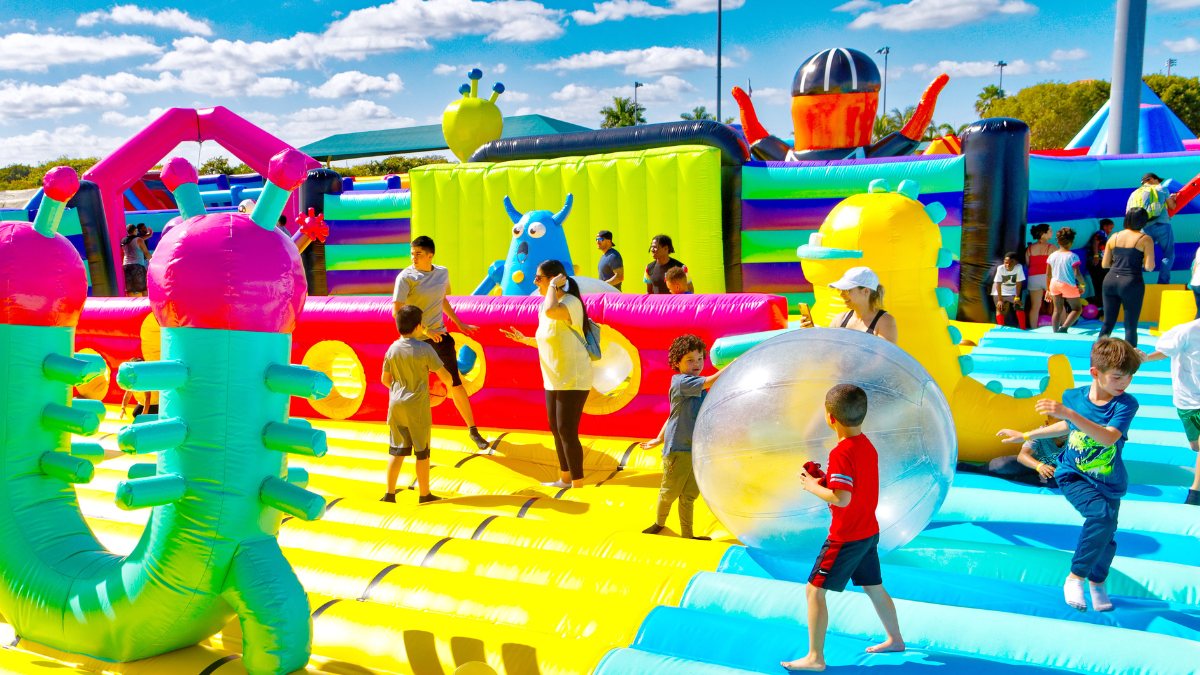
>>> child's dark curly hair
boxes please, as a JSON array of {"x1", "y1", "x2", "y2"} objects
[
  {"x1": 1056, "y1": 227, "x2": 1076, "y2": 248},
  {"x1": 668, "y1": 334, "x2": 706, "y2": 371}
]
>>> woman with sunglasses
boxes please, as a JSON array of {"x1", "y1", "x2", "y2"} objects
[
  {"x1": 501, "y1": 260, "x2": 593, "y2": 488},
  {"x1": 645, "y1": 234, "x2": 692, "y2": 294}
]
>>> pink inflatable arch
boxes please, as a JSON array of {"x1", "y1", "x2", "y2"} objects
[{"x1": 83, "y1": 107, "x2": 319, "y2": 295}]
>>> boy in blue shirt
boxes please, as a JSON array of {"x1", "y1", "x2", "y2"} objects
[
  {"x1": 998, "y1": 337, "x2": 1141, "y2": 612},
  {"x1": 640, "y1": 334, "x2": 725, "y2": 540}
]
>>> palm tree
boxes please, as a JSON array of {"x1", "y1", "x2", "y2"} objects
[
  {"x1": 975, "y1": 84, "x2": 1005, "y2": 117},
  {"x1": 600, "y1": 97, "x2": 646, "y2": 128},
  {"x1": 681, "y1": 106, "x2": 715, "y2": 121}
]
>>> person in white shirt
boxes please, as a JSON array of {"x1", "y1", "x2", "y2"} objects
[
  {"x1": 992, "y1": 251, "x2": 1026, "y2": 328},
  {"x1": 1190, "y1": 246, "x2": 1200, "y2": 320},
  {"x1": 1142, "y1": 320, "x2": 1200, "y2": 505}
]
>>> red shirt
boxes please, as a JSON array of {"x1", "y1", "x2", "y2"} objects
[{"x1": 822, "y1": 434, "x2": 880, "y2": 542}]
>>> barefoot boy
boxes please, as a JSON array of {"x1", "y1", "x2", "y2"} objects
[{"x1": 782, "y1": 384, "x2": 904, "y2": 672}]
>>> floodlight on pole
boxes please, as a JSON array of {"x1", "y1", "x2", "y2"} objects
[
  {"x1": 996, "y1": 60, "x2": 1008, "y2": 94},
  {"x1": 876, "y1": 46, "x2": 891, "y2": 120},
  {"x1": 1167, "y1": 58, "x2": 1177, "y2": 76},
  {"x1": 633, "y1": 81, "x2": 644, "y2": 125}
]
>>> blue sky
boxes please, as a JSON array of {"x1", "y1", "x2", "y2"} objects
[{"x1": 0, "y1": 0, "x2": 1198, "y2": 167}]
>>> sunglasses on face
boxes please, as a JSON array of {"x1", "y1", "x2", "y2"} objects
[{"x1": 534, "y1": 274, "x2": 547, "y2": 281}]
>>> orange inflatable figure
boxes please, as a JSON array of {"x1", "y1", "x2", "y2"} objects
[{"x1": 733, "y1": 47, "x2": 949, "y2": 161}]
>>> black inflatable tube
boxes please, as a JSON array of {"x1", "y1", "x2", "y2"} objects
[
  {"x1": 68, "y1": 180, "x2": 118, "y2": 297},
  {"x1": 298, "y1": 168, "x2": 343, "y2": 296},
  {"x1": 468, "y1": 120, "x2": 747, "y2": 167},
  {"x1": 959, "y1": 118, "x2": 1030, "y2": 322}
]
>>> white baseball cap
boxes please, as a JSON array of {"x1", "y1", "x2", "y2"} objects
[{"x1": 829, "y1": 266, "x2": 880, "y2": 291}]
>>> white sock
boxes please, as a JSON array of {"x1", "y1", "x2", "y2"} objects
[
  {"x1": 1064, "y1": 577, "x2": 1087, "y2": 611},
  {"x1": 1089, "y1": 582, "x2": 1113, "y2": 611}
]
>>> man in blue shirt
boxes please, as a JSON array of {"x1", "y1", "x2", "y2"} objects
[
  {"x1": 596, "y1": 230, "x2": 624, "y2": 290},
  {"x1": 997, "y1": 337, "x2": 1141, "y2": 613}
]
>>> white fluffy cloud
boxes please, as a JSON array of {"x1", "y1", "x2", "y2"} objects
[
  {"x1": 309, "y1": 71, "x2": 404, "y2": 99},
  {"x1": 1151, "y1": 0, "x2": 1200, "y2": 8},
  {"x1": 433, "y1": 62, "x2": 507, "y2": 76},
  {"x1": 1164, "y1": 37, "x2": 1200, "y2": 53},
  {"x1": 77, "y1": 4, "x2": 213, "y2": 36},
  {"x1": 843, "y1": 0, "x2": 1036, "y2": 31},
  {"x1": 572, "y1": 0, "x2": 745, "y2": 25},
  {"x1": 0, "y1": 33, "x2": 161, "y2": 73},
  {"x1": 100, "y1": 108, "x2": 169, "y2": 128},
  {"x1": 833, "y1": 0, "x2": 881, "y2": 11},
  {"x1": 0, "y1": 124, "x2": 130, "y2": 165},
  {"x1": 912, "y1": 59, "x2": 1031, "y2": 78},
  {"x1": 520, "y1": 75, "x2": 696, "y2": 126},
  {"x1": 0, "y1": 81, "x2": 127, "y2": 122},
  {"x1": 537, "y1": 46, "x2": 726, "y2": 77},
  {"x1": 1050, "y1": 48, "x2": 1087, "y2": 61},
  {"x1": 270, "y1": 100, "x2": 418, "y2": 147},
  {"x1": 60, "y1": 70, "x2": 299, "y2": 98}
]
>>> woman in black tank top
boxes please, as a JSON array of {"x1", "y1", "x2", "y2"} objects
[
  {"x1": 1099, "y1": 208, "x2": 1155, "y2": 347},
  {"x1": 800, "y1": 266, "x2": 898, "y2": 344}
]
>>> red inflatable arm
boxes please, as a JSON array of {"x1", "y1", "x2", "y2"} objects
[
  {"x1": 732, "y1": 86, "x2": 770, "y2": 145},
  {"x1": 1171, "y1": 170, "x2": 1200, "y2": 217},
  {"x1": 900, "y1": 74, "x2": 950, "y2": 141}
]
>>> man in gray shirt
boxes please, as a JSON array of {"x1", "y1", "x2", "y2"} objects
[
  {"x1": 393, "y1": 235, "x2": 489, "y2": 449},
  {"x1": 596, "y1": 230, "x2": 624, "y2": 290}
]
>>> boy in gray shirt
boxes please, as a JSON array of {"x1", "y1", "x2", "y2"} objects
[{"x1": 382, "y1": 305, "x2": 452, "y2": 504}]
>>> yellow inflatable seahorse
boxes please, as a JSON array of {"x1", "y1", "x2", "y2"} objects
[{"x1": 798, "y1": 178, "x2": 1074, "y2": 462}]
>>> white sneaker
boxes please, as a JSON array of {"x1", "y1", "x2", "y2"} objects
[
  {"x1": 541, "y1": 479, "x2": 571, "y2": 488},
  {"x1": 1089, "y1": 582, "x2": 1114, "y2": 612},
  {"x1": 1064, "y1": 577, "x2": 1087, "y2": 612}
]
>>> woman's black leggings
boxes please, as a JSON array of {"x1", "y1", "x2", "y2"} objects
[
  {"x1": 545, "y1": 390, "x2": 589, "y2": 480},
  {"x1": 1100, "y1": 274, "x2": 1144, "y2": 347}
]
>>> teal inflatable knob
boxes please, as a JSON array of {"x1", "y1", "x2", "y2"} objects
[
  {"x1": 935, "y1": 287, "x2": 956, "y2": 309},
  {"x1": 897, "y1": 179, "x2": 920, "y2": 199},
  {"x1": 69, "y1": 441, "x2": 105, "y2": 460},
  {"x1": 286, "y1": 418, "x2": 313, "y2": 430},
  {"x1": 127, "y1": 463, "x2": 157, "y2": 480},
  {"x1": 958, "y1": 355, "x2": 974, "y2": 376},
  {"x1": 117, "y1": 360, "x2": 188, "y2": 391},
  {"x1": 260, "y1": 476, "x2": 325, "y2": 521},
  {"x1": 39, "y1": 451, "x2": 94, "y2": 484},
  {"x1": 286, "y1": 467, "x2": 310, "y2": 488},
  {"x1": 262, "y1": 421, "x2": 328, "y2": 458},
  {"x1": 868, "y1": 178, "x2": 890, "y2": 193},
  {"x1": 265, "y1": 364, "x2": 332, "y2": 400},
  {"x1": 947, "y1": 325, "x2": 962, "y2": 344},
  {"x1": 43, "y1": 353, "x2": 104, "y2": 385},
  {"x1": 986, "y1": 380, "x2": 1004, "y2": 393},
  {"x1": 117, "y1": 418, "x2": 187, "y2": 454},
  {"x1": 72, "y1": 397, "x2": 108, "y2": 420},
  {"x1": 1013, "y1": 388, "x2": 1033, "y2": 399},
  {"x1": 41, "y1": 403, "x2": 101, "y2": 435},
  {"x1": 116, "y1": 474, "x2": 186, "y2": 510}
]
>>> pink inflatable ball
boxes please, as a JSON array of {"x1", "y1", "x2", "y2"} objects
[
  {"x1": 268, "y1": 148, "x2": 310, "y2": 190},
  {"x1": 1038, "y1": 315, "x2": 1053, "y2": 328},
  {"x1": 1081, "y1": 304, "x2": 1100, "y2": 320},
  {"x1": 160, "y1": 216, "x2": 185, "y2": 237},
  {"x1": 0, "y1": 221, "x2": 87, "y2": 327},
  {"x1": 160, "y1": 157, "x2": 199, "y2": 191},
  {"x1": 42, "y1": 165, "x2": 80, "y2": 202},
  {"x1": 148, "y1": 213, "x2": 306, "y2": 334}
]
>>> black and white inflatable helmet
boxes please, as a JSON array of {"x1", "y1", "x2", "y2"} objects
[{"x1": 792, "y1": 48, "x2": 882, "y2": 96}]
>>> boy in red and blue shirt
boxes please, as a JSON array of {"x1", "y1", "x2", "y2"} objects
[{"x1": 783, "y1": 384, "x2": 904, "y2": 672}]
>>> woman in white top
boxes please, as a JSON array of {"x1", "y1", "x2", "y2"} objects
[{"x1": 502, "y1": 259, "x2": 593, "y2": 488}]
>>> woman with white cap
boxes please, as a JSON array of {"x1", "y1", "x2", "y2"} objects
[{"x1": 798, "y1": 266, "x2": 898, "y2": 344}]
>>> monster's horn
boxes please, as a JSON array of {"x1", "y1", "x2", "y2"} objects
[
  {"x1": 32, "y1": 167, "x2": 80, "y2": 238},
  {"x1": 161, "y1": 158, "x2": 207, "y2": 220},
  {"x1": 552, "y1": 193, "x2": 574, "y2": 227},
  {"x1": 251, "y1": 149, "x2": 308, "y2": 232},
  {"x1": 503, "y1": 195, "x2": 523, "y2": 224}
]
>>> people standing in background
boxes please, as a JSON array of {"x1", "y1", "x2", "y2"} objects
[
  {"x1": 645, "y1": 234, "x2": 692, "y2": 294},
  {"x1": 1026, "y1": 224, "x2": 1054, "y2": 330},
  {"x1": 121, "y1": 224, "x2": 151, "y2": 297},
  {"x1": 1128, "y1": 173, "x2": 1177, "y2": 285},
  {"x1": 1099, "y1": 209, "x2": 1155, "y2": 347},
  {"x1": 1087, "y1": 219, "x2": 1114, "y2": 315},
  {"x1": 1046, "y1": 228, "x2": 1087, "y2": 334},
  {"x1": 991, "y1": 252, "x2": 1026, "y2": 329},
  {"x1": 1191, "y1": 246, "x2": 1200, "y2": 320},
  {"x1": 596, "y1": 230, "x2": 624, "y2": 290},
  {"x1": 665, "y1": 267, "x2": 692, "y2": 295}
]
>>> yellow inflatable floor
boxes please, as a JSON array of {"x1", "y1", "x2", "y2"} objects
[{"x1": 0, "y1": 410, "x2": 733, "y2": 674}]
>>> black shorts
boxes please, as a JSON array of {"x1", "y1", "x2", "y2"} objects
[
  {"x1": 424, "y1": 334, "x2": 462, "y2": 387},
  {"x1": 124, "y1": 264, "x2": 147, "y2": 293},
  {"x1": 808, "y1": 533, "x2": 882, "y2": 592}
]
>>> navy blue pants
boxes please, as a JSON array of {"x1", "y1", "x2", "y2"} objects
[
  {"x1": 1144, "y1": 220, "x2": 1174, "y2": 285},
  {"x1": 1059, "y1": 473, "x2": 1120, "y2": 583}
]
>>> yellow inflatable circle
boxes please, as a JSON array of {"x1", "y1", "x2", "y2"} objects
[
  {"x1": 301, "y1": 340, "x2": 367, "y2": 419},
  {"x1": 454, "y1": 663, "x2": 497, "y2": 675},
  {"x1": 139, "y1": 313, "x2": 162, "y2": 361},
  {"x1": 454, "y1": 333, "x2": 486, "y2": 397},
  {"x1": 584, "y1": 324, "x2": 640, "y2": 415},
  {"x1": 73, "y1": 348, "x2": 111, "y2": 400}
]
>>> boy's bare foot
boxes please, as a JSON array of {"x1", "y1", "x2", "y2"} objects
[
  {"x1": 865, "y1": 637, "x2": 905, "y2": 653},
  {"x1": 781, "y1": 656, "x2": 826, "y2": 671}
]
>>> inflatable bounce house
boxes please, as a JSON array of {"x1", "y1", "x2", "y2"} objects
[{"x1": 2, "y1": 36, "x2": 1200, "y2": 675}]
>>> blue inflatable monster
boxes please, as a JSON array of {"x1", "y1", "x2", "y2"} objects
[{"x1": 473, "y1": 194, "x2": 574, "y2": 295}]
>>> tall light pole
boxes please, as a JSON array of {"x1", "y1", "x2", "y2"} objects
[
  {"x1": 716, "y1": 0, "x2": 723, "y2": 122},
  {"x1": 995, "y1": 60, "x2": 1008, "y2": 94},
  {"x1": 1167, "y1": 57, "x2": 1177, "y2": 76},
  {"x1": 876, "y1": 46, "x2": 891, "y2": 119},
  {"x1": 633, "y1": 81, "x2": 644, "y2": 125}
]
